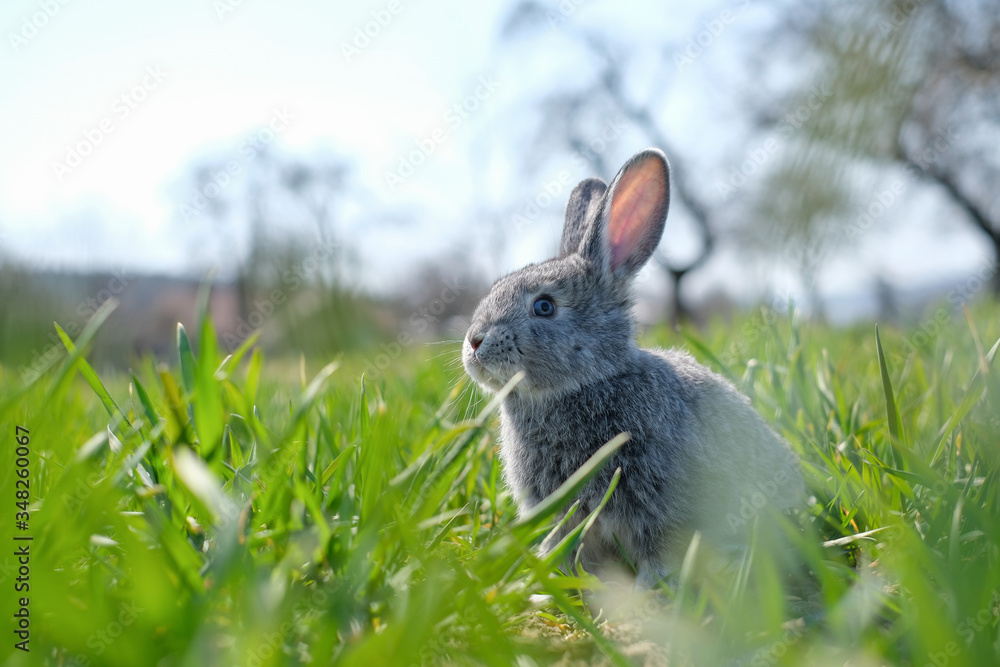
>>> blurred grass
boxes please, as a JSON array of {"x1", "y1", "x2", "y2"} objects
[
  {"x1": 0, "y1": 263, "x2": 383, "y2": 380},
  {"x1": 1, "y1": 295, "x2": 998, "y2": 666}
]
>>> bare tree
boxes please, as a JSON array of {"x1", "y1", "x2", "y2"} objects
[
  {"x1": 501, "y1": 3, "x2": 715, "y2": 322},
  {"x1": 896, "y1": 0, "x2": 1000, "y2": 287},
  {"x1": 178, "y1": 148, "x2": 351, "y2": 317},
  {"x1": 745, "y1": 0, "x2": 1000, "y2": 302}
]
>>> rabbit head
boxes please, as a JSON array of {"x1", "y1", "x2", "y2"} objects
[{"x1": 463, "y1": 149, "x2": 670, "y2": 399}]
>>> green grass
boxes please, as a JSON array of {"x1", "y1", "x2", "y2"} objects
[{"x1": 1, "y1": 294, "x2": 999, "y2": 666}]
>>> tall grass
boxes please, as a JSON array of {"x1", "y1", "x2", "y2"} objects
[{"x1": 1, "y1": 293, "x2": 998, "y2": 666}]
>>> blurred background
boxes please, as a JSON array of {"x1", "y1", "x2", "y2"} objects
[{"x1": 1, "y1": 0, "x2": 997, "y2": 378}]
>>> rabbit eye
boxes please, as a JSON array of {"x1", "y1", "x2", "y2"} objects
[{"x1": 532, "y1": 296, "x2": 556, "y2": 317}]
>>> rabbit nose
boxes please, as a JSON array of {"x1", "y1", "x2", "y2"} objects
[{"x1": 467, "y1": 324, "x2": 486, "y2": 351}]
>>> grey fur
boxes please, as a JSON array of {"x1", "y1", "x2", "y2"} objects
[
  {"x1": 463, "y1": 148, "x2": 803, "y2": 587},
  {"x1": 560, "y1": 178, "x2": 607, "y2": 258}
]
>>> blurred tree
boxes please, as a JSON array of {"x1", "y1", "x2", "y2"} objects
[
  {"x1": 894, "y1": 0, "x2": 1000, "y2": 290},
  {"x1": 175, "y1": 148, "x2": 380, "y2": 356},
  {"x1": 501, "y1": 3, "x2": 715, "y2": 323},
  {"x1": 743, "y1": 0, "x2": 1000, "y2": 304},
  {"x1": 182, "y1": 148, "x2": 350, "y2": 297}
]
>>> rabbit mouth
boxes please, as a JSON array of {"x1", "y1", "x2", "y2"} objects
[
  {"x1": 464, "y1": 351, "x2": 512, "y2": 393},
  {"x1": 462, "y1": 340, "x2": 521, "y2": 394}
]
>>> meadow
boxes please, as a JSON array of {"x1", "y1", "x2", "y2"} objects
[{"x1": 1, "y1": 290, "x2": 998, "y2": 666}]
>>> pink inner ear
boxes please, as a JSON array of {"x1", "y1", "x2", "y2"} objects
[{"x1": 607, "y1": 157, "x2": 666, "y2": 271}]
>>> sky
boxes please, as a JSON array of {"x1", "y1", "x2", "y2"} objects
[
  {"x1": 0, "y1": 0, "x2": 513, "y2": 276},
  {"x1": 0, "y1": 0, "x2": 990, "y2": 318}
]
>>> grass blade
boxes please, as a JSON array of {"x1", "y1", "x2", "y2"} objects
[
  {"x1": 194, "y1": 314, "x2": 224, "y2": 459},
  {"x1": 875, "y1": 325, "x2": 906, "y2": 464},
  {"x1": 177, "y1": 322, "x2": 196, "y2": 396},
  {"x1": 54, "y1": 322, "x2": 131, "y2": 430},
  {"x1": 513, "y1": 432, "x2": 629, "y2": 535}
]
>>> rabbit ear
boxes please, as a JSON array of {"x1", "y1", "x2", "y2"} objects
[
  {"x1": 560, "y1": 178, "x2": 607, "y2": 257},
  {"x1": 583, "y1": 149, "x2": 670, "y2": 280}
]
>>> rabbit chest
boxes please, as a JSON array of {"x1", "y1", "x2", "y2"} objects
[{"x1": 497, "y1": 369, "x2": 698, "y2": 519}]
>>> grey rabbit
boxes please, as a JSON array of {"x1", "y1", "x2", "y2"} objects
[{"x1": 462, "y1": 148, "x2": 804, "y2": 588}]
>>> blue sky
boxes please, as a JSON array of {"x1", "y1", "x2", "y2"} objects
[{"x1": 0, "y1": 0, "x2": 990, "y2": 317}]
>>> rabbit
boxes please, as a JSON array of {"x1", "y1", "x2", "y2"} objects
[{"x1": 462, "y1": 148, "x2": 804, "y2": 588}]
